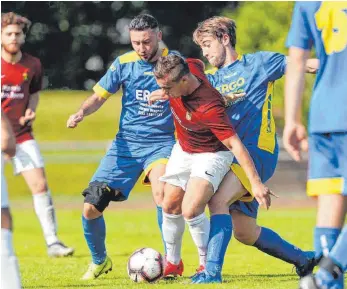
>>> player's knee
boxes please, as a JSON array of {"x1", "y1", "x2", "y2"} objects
[
  {"x1": 83, "y1": 203, "x2": 102, "y2": 219},
  {"x1": 233, "y1": 228, "x2": 255, "y2": 245},
  {"x1": 208, "y1": 197, "x2": 229, "y2": 215},
  {"x1": 152, "y1": 188, "x2": 164, "y2": 207},
  {"x1": 233, "y1": 223, "x2": 260, "y2": 246},
  {"x1": 32, "y1": 180, "x2": 48, "y2": 194},
  {"x1": 182, "y1": 208, "x2": 199, "y2": 220},
  {"x1": 162, "y1": 198, "x2": 182, "y2": 214},
  {"x1": 1, "y1": 208, "x2": 13, "y2": 230},
  {"x1": 82, "y1": 181, "x2": 126, "y2": 214}
]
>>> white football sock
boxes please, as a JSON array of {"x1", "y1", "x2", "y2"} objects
[
  {"x1": 162, "y1": 212, "x2": 185, "y2": 265},
  {"x1": 1, "y1": 228, "x2": 22, "y2": 289},
  {"x1": 185, "y1": 213, "x2": 210, "y2": 267},
  {"x1": 33, "y1": 191, "x2": 59, "y2": 246}
]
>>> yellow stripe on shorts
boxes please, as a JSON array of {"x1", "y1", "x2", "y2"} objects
[
  {"x1": 307, "y1": 177, "x2": 344, "y2": 196},
  {"x1": 230, "y1": 163, "x2": 254, "y2": 203},
  {"x1": 142, "y1": 158, "x2": 169, "y2": 186}
]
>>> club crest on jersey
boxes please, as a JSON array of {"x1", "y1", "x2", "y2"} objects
[
  {"x1": 186, "y1": 111, "x2": 192, "y2": 120},
  {"x1": 22, "y1": 70, "x2": 29, "y2": 81}
]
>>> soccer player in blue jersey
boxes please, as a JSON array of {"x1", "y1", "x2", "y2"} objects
[
  {"x1": 66, "y1": 14, "x2": 178, "y2": 280},
  {"x1": 285, "y1": 2, "x2": 347, "y2": 289},
  {"x1": 188, "y1": 16, "x2": 319, "y2": 283}
]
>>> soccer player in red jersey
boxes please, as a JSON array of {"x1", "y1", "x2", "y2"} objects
[
  {"x1": 1, "y1": 12, "x2": 74, "y2": 257},
  {"x1": 152, "y1": 54, "x2": 274, "y2": 281}
]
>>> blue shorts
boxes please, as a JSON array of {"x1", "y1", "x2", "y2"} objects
[
  {"x1": 91, "y1": 137, "x2": 175, "y2": 199},
  {"x1": 307, "y1": 132, "x2": 347, "y2": 196},
  {"x1": 229, "y1": 144, "x2": 279, "y2": 219}
]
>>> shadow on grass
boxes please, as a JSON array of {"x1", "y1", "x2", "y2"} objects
[
  {"x1": 23, "y1": 273, "x2": 298, "y2": 288},
  {"x1": 222, "y1": 273, "x2": 297, "y2": 283}
]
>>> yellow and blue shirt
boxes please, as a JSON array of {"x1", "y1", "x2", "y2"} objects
[
  {"x1": 93, "y1": 48, "x2": 178, "y2": 143},
  {"x1": 287, "y1": 1, "x2": 347, "y2": 133},
  {"x1": 206, "y1": 52, "x2": 286, "y2": 154}
]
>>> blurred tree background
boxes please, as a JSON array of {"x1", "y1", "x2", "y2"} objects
[{"x1": 2, "y1": 1, "x2": 315, "y2": 128}]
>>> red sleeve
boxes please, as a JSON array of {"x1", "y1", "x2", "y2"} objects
[
  {"x1": 187, "y1": 58, "x2": 210, "y2": 85},
  {"x1": 201, "y1": 102, "x2": 236, "y2": 142},
  {"x1": 29, "y1": 58, "x2": 43, "y2": 94}
]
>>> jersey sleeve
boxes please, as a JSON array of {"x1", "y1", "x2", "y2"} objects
[
  {"x1": 201, "y1": 100, "x2": 236, "y2": 142},
  {"x1": 187, "y1": 58, "x2": 210, "y2": 85},
  {"x1": 286, "y1": 2, "x2": 314, "y2": 50},
  {"x1": 93, "y1": 58, "x2": 122, "y2": 99},
  {"x1": 29, "y1": 59, "x2": 43, "y2": 94},
  {"x1": 259, "y1": 51, "x2": 287, "y2": 81}
]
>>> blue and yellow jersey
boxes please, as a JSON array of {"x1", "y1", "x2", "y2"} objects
[
  {"x1": 205, "y1": 52, "x2": 286, "y2": 154},
  {"x1": 287, "y1": 1, "x2": 347, "y2": 133},
  {"x1": 93, "y1": 48, "x2": 177, "y2": 142}
]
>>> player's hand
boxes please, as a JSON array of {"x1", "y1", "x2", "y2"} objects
[
  {"x1": 283, "y1": 123, "x2": 308, "y2": 162},
  {"x1": 19, "y1": 108, "x2": 36, "y2": 126},
  {"x1": 222, "y1": 92, "x2": 246, "y2": 107},
  {"x1": 67, "y1": 111, "x2": 84, "y2": 128},
  {"x1": 252, "y1": 182, "x2": 278, "y2": 210},
  {"x1": 148, "y1": 89, "x2": 169, "y2": 105}
]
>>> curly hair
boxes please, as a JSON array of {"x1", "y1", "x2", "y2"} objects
[{"x1": 1, "y1": 12, "x2": 31, "y2": 34}]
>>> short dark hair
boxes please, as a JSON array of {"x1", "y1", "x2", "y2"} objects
[
  {"x1": 1, "y1": 12, "x2": 31, "y2": 34},
  {"x1": 129, "y1": 14, "x2": 159, "y2": 31},
  {"x1": 154, "y1": 54, "x2": 190, "y2": 82}
]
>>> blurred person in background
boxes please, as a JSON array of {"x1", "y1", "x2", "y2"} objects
[
  {"x1": 285, "y1": 2, "x2": 347, "y2": 289},
  {"x1": 1, "y1": 12, "x2": 74, "y2": 257},
  {"x1": 1, "y1": 111, "x2": 21, "y2": 289}
]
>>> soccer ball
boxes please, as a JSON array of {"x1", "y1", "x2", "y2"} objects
[{"x1": 127, "y1": 247, "x2": 164, "y2": 283}]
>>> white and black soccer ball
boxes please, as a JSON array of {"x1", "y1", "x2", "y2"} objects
[{"x1": 127, "y1": 247, "x2": 164, "y2": 283}]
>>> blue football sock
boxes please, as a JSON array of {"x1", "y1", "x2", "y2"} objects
[
  {"x1": 315, "y1": 225, "x2": 347, "y2": 289},
  {"x1": 314, "y1": 227, "x2": 343, "y2": 289},
  {"x1": 156, "y1": 205, "x2": 167, "y2": 255},
  {"x1": 206, "y1": 214, "x2": 232, "y2": 276},
  {"x1": 82, "y1": 215, "x2": 106, "y2": 265},
  {"x1": 329, "y1": 225, "x2": 347, "y2": 271},
  {"x1": 253, "y1": 227, "x2": 308, "y2": 267},
  {"x1": 314, "y1": 227, "x2": 341, "y2": 260}
]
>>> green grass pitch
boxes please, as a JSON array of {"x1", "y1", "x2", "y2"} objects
[{"x1": 12, "y1": 200, "x2": 316, "y2": 289}]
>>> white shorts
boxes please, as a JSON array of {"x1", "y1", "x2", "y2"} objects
[
  {"x1": 160, "y1": 143, "x2": 234, "y2": 193},
  {"x1": 12, "y1": 140, "x2": 44, "y2": 175},
  {"x1": 1, "y1": 154, "x2": 9, "y2": 208}
]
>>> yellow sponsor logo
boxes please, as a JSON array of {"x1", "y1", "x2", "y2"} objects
[
  {"x1": 144, "y1": 71, "x2": 154, "y2": 76},
  {"x1": 216, "y1": 77, "x2": 245, "y2": 94}
]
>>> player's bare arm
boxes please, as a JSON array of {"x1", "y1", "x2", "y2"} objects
[
  {"x1": 67, "y1": 93, "x2": 107, "y2": 128},
  {"x1": 19, "y1": 92, "x2": 39, "y2": 126},
  {"x1": 222, "y1": 134, "x2": 277, "y2": 209},
  {"x1": 283, "y1": 47, "x2": 310, "y2": 162},
  {"x1": 286, "y1": 56, "x2": 319, "y2": 74},
  {"x1": 1, "y1": 111, "x2": 16, "y2": 157}
]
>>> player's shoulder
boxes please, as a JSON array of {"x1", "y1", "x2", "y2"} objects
[
  {"x1": 118, "y1": 50, "x2": 141, "y2": 65},
  {"x1": 249, "y1": 51, "x2": 285, "y2": 64},
  {"x1": 22, "y1": 52, "x2": 42, "y2": 66},
  {"x1": 295, "y1": 1, "x2": 321, "y2": 12},
  {"x1": 204, "y1": 67, "x2": 218, "y2": 76}
]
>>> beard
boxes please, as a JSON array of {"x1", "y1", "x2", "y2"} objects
[
  {"x1": 146, "y1": 44, "x2": 159, "y2": 63},
  {"x1": 2, "y1": 43, "x2": 22, "y2": 55},
  {"x1": 214, "y1": 50, "x2": 226, "y2": 69}
]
